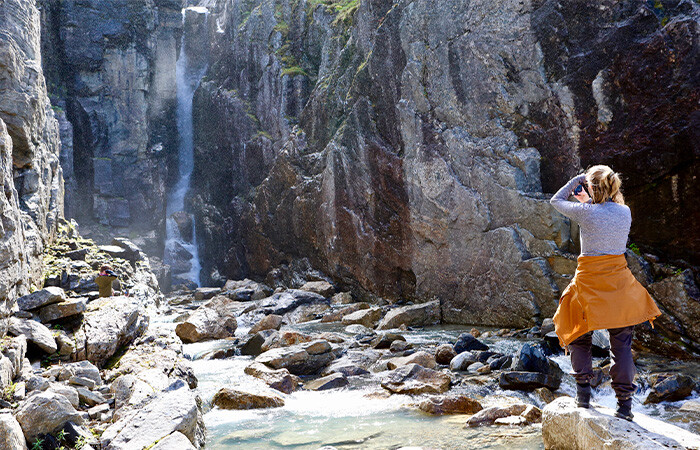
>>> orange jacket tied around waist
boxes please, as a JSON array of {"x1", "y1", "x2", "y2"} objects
[{"x1": 553, "y1": 254, "x2": 661, "y2": 349}]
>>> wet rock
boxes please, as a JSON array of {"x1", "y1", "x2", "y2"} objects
[
  {"x1": 73, "y1": 297, "x2": 148, "y2": 367},
  {"x1": 304, "y1": 373, "x2": 349, "y2": 391},
  {"x1": 239, "y1": 333, "x2": 266, "y2": 356},
  {"x1": 435, "y1": 344, "x2": 457, "y2": 365},
  {"x1": 152, "y1": 431, "x2": 196, "y2": 450},
  {"x1": 467, "y1": 362, "x2": 486, "y2": 373},
  {"x1": 381, "y1": 364, "x2": 451, "y2": 395},
  {"x1": 341, "y1": 307, "x2": 383, "y2": 328},
  {"x1": 453, "y1": 333, "x2": 489, "y2": 353},
  {"x1": 376, "y1": 300, "x2": 440, "y2": 330},
  {"x1": 345, "y1": 324, "x2": 373, "y2": 335},
  {"x1": 255, "y1": 345, "x2": 334, "y2": 376},
  {"x1": 175, "y1": 296, "x2": 238, "y2": 343},
  {"x1": 258, "y1": 290, "x2": 327, "y2": 315},
  {"x1": 542, "y1": 397, "x2": 700, "y2": 449},
  {"x1": 15, "y1": 391, "x2": 83, "y2": 443},
  {"x1": 387, "y1": 351, "x2": 437, "y2": 370},
  {"x1": 449, "y1": 351, "x2": 477, "y2": 371},
  {"x1": 223, "y1": 279, "x2": 272, "y2": 301},
  {"x1": 17, "y1": 287, "x2": 66, "y2": 311},
  {"x1": 0, "y1": 413, "x2": 26, "y2": 449},
  {"x1": 371, "y1": 333, "x2": 406, "y2": 349},
  {"x1": 171, "y1": 212, "x2": 194, "y2": 242},
  {"x1": 495, "y1": 415, "x2": 527, "y2": 426},
  {"x1": 194, "y1": 287, "x2": 221, "y2": 300},
  {"x1": 249, "y1": 315, "x2": 284, "y2": 334},
  {"x1": 418, "y1": 395, "x2": 483, "y2": 415},
  {"x1": 499, "y1": 371, "x2": 562, "y2": 391},
  {"x1": 299, "y1": 281, "x2": 335, "y2": 297},
  {"x1": 644, "y1": 373, "x2": 696, "y2": 404},
  {"x1": 322, "y1": 362, "x2": 370, "y2": 377},
  {"x1": 390, "y1": 340, "x2": 411, "y2": 353},
  {"x1": 533, "y1": 387, "x2": 558, "y2": 405},
  {"x1": 7, "y1": 317, "x2": 57, "y2": 354},
  {"x1": 212, "y1": 387, "x2": 284, "y2": 409},
  {"x1": 466, "y1": 404, "x2": 527, "y2": 427},
  {"x1": 488, "y1": 355, "x2": 512, "y2": 371},
  {"x1": 38, "y1": 298, "x2": 87, "y2": 322},
  {"x1": 244, "y1": 362, "x2": 300, "y2": 394},
  {"x1": 511, "y1": 344, "x2": 549, "y2": 373},
  {"x1": 101, "y1": 381, "x2": 203, "y2": 450}
]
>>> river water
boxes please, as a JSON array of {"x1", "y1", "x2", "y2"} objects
[{"x1": 152, "y1": 312, "x2": 699, "y2": 449}]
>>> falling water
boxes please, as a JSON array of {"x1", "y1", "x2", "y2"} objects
[{"x1": 164, "y1": 7, "x2": 209, "y2": 287}]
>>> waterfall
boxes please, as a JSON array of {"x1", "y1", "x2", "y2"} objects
[{"x1": 164, "y1": 7, "x2": 209, "y2": 287}]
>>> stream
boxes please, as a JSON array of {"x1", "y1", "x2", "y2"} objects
[{"x1": 153, "y1": 311, "x2": 699, "y2": 449}]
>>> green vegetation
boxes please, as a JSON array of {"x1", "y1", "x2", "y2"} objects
[
  {"x1": 1, "y1": 382, "x2": 16, "y2": 402},
  {"x1": 31, "y1": 438, "x2": 44, "y2": 450},
  {"x1": 255, "y1": 130, "x2": 272, "y2": 140},
  {"x1": 281, "y1": 66, "x2": 308, "y2": 77},
  {"x1": 628, "y1": 243, "x2": 641, "y2": 255}
]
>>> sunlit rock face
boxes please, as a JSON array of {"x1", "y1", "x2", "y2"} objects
[
  {"x1": 38, "y1": 0, "x2": 184, "y2": 247},
  {"x1": 188, "y1": 0, "x2": 698, "y2": 332},
  {"x1": 0, "y1": 0, "x2": 64, "y2": 330}
]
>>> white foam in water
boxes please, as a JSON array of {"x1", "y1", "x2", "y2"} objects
[{"x1": 164, "y1": 7, "x2": 209, "y2": 287}]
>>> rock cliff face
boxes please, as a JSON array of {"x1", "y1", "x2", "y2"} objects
[
  {"x1": 39, "y1": 0, "x2": 184, "y2": 251},
  {"x1": 189, "y1": 0, "x2": 699, "y2": 333},
  {"x1": 0, "y1": 0, "x2": 64, "y2": 333}
]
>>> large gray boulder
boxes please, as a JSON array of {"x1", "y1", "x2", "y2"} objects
[
  {"x1": 542, "y1": 397, "x2": 700, "y2": 449},
  {"x1": 38, "y1": 298, "x2": 87, "y2": 322},
  {"x1": 0, "y1": 413, "x2": 26, "y2": 450},
  {"x1": 377, "y1": 300, "x2": 441, "y2": 330},
  {"x1": 255, "y1": 341, "x2": 335, "y2": 376},
  {"x1": 101, "y1": 381, "x2": 204, "y2": 450},
  {"x1": 175, "y1": 296, "x2": 238, "y2": 343},
  {"x1": 17, "y1": 287, "x2": 66, "y2": 311},
  {"x1": 7, "y1": 317, "x2": 57, "y2": 354},
  {"x1": 15, "y1": 391, "x2": 83, "y2": 443},
  {"x1": 151, "y1": 432, "x2": 196, "y2": 450},
  {"x1": 381, "y1": 363, "x2": 451, "y2": 395},
  {"x1": 73, "y1": 296, "x2": 149, "y2": 368}
]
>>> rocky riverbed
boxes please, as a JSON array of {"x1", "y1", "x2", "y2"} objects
[{"x1": 0, "y1": 224, "x2": 698, "y2": 449}]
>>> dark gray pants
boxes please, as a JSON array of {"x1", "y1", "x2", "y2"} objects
[{"x1": 569, "y1": 326, "x2": 636, "y2": 400}]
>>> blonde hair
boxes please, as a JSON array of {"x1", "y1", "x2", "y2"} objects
[{"x1": 585, "y1": 165, "x2": 625, "y2": 205}]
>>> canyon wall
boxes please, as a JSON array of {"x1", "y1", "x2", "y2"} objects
[
  {"x1": 189, "y1": 0, "x2": 699, "y2": 345},
  {"x1": 39, "y1": 0, "x2": 185, "y2": 254},
  {"x1": 0, "y1": 0, "x2": 64, "y2": 333}
]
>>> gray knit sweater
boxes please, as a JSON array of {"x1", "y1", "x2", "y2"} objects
[{"x1": 550, "y1": 174, "x2": 631, "y2": 256}]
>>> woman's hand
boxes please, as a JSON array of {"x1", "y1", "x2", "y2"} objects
[{"x1": 574, "y1": 188, "x2": 590, "y2": 203}]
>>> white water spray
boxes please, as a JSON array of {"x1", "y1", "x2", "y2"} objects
[{"x1": 164, "y1": 7, "x2": 209, "y2": 287}]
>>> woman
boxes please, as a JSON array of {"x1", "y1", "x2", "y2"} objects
[
  {"x1": 550, "y1": 165, "x2": 661, "y2": 421},
  {"x1": 95, "y1": 264, "x2": 118, "y2": 297}
]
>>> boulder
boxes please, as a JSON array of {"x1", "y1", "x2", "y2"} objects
[
  {"x1": 244, "y1": 363, "x2": 300, "y2": 394},
  {"x1": 7, "y1": 317, "x2": 57, "y2": 354},
  {"x1": 175, "y1": 296, "x2": 238, "y2": 343},
  {"x1": 57, "y1": 361, "x2": 102, "y2": 386},
  {"x1": 1, "y1": 335, "x2": 26, "y2": 379},
  {"x1": 376, "y1": 300, "x2": 440, "y2": 330},
  {"x1": 371, "y1": 333, "x2": 406, "y2": 349},
  {"x1": 38, "y1": 298, "x2": 87, "y2": 322},
  {"x1": 249, "y1": 315, "x2": 283, "y2": 334},
  {"x1": 110, "y1": 238, "x2": 144, "y2": 263},
  {"x1": 299, "y1": 281, "x2": 335, "y2": 297},
  {"x1": 73, "y1": 297, "x2": 148, "y2": 367},
  {"x1": 152, "y1": 432, "x2": 196, "y2": 450},
  {"x1": 77, "y1": 387, "x2": 106, "y2": 407},
  {"x1": 17, "y1": 287, "x2": 66, "y2": 311},
  {"x1": 239, "y1": 333, "x2": 266, "y2": 356},
  {"x1": 449, "y1": 351, "x2": 477, "y2": 371},
  {"x1": 644, "y1": 373, "x2": 696, "y2": 404},
  {"x1": 212, "y1": 387, "x2": 284, "y2": 409},
  {"x1": 255, "y1": 345, "x2": 334, "y2": 376},
  {"x1": 466, "y1": 404, "x2": 528, "y2": 427},
  {"x1": 341, "y1": 307, "x2": 383, "y2": 328},
  {"x1": 542, "y1": 397, "x2": 700, "y2": 449},
  {"x1": 322, "y1": 362, "x2": 370, "y2": 377},
  {"x1": 381, "y1": 364, "x2": 451, "y2": 395},
  {"x1": 418, "y1": 395, "x2": 483, "y2": 415},
  {"x1": 304, "y1": 373, "x2": 349, "y2": 391},
  {"x1": 101, "y1": 381, "x2": 203, "y2": 450},
  {"x1": 453, "y1": 333, "x2": 489, "y2": 353},
  {"x1": 47, "y1": 383, "x2": 80, "y2": 409},
  {"x1": 387, "y1": 351, "x2": 437, "y2": 370},
  {"x1": 284, "y1": 302, "x2": 331, "y2": 324},
  {"x1": 0, "y1": 413, "x2": 26, "y2": 450},
  {"x1": 223, "y1": 279, "x2": 272, "y2": 301},
  {"x1": 15, "y1": 392, "x2": 83, "y2": 443},
  {"x1": 680, "y1": 400, "x2": 700, "y2": 413},
  {"x1": 194, "y1": 287, "x2": 221, "y2": 301},
  {"x1": 499, "y1": 371, "x2": 562, "y2": 391},
  {"x1": 331, "y1": 292, "x2": 354, "y2": 305},
  {"x1": 258, "y1": 289, "x2": 327, "y2": 315},
  {"x1": 511, "y1": 344, "x2": 549, "y2": 373},
  {"x1": 435, "y1": 344, "x2": 457, "y2": 365}
]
